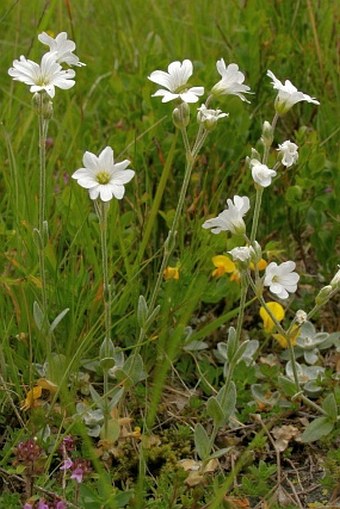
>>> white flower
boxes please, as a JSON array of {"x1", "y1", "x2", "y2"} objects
[
  {"x1": 267, "y1": 70, "x2": 320, "y2": 114},
  {"x1": 228, "y1": 246, "x2": 254, "y2": 262},
  {"x1": 277, "y1": 140, "x2": 299, "y2": 167},
  {"x1": 38, "y1": 31, "x2": 85, "y2": 67},
  {"x1": 202, "y1": 195, "x2": 250, "y2": 235},
  {"x1": 211, "y1": 59, "x2": 252, "y2": 102},
  {"x1": 197, "y1": 104, "x2": 228, "y2": 129},
  {"x1": 250, "y1": 159, "x2": 277, "y2": 187},
  {"x1": 8, "y1": 52, "x2": 75, "y2": 98},
  {"x1": 148, "y1": 59, "x2": 204, "y2": 103},
  {"x1": 264, "y1": 261, "x2": 299, "y2": 299},
  {"x1": 72, "y1": 147, "x2": 135, "y2": 202}
]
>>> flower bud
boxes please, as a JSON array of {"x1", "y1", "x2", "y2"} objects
[
  {"x1": 261, "y1": 120, "x2": 273, "y2": 147},
  {"x1": 250, "y1": 148, "x2": 261, "y2": 162},
  {"x1": 315, "y1": 285, "x2": 333, "y2": 306},
  {"x1": 32, "y1": 91, "x2": 54, "y2": 119},
  {"x1": 172, "y1": 102, "x2": 190, "y2": 128},
  {"x1": 330, "y1": 266, "x2": 340, "y2": 289}
]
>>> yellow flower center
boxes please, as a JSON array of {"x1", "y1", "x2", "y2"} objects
[{"x1": 96, "y1": 171, "x2": 111, "y2": 185}]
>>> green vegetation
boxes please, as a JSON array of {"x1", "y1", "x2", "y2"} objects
[{"x1": 0, "y1": 1, "x2": 339, "y2": 508}]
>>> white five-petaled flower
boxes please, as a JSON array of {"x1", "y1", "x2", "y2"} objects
[
  {"x1": 72, "y1": 147, "x2": 135, "y2": 202},
  {"x1": 202, "y1": 195, "x2": 250, "y2": 235},
  {"x1": 277, "y1": 140, "x2": 299, "y2": 167},
  {"x1": 250, "y1": 159, "x2": 277, "y2": 187},
  {"x1": 197, "y1": 104, "x2": 228, "y2": 130},
  {"x1": 228, "y1": 245, "x2": 255, "y2": 263},
  {"x1": 264, "y1": 261, "x2": 299, "y2": 300},
  {"x1": 38, "y1": 31, "x2": 86, "y2": 67},
  {"x1": 8, "y1": 52, "x2": 75, "y2": 98},
  {"x1": 267, "y1": 70, "x2": 320, "y2": 115},
  {"x1": 148, "y1": 59, "x2": 204, "y2": 103},
  {"x1": 211, "y1": 59, "x2": 252, "y2": 102}
]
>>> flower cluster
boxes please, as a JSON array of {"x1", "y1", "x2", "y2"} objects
[
  {"x1": 60, "y1": 457, "x2": 92, "y2": 484},
  {"x1": 8, "y1": 31, "x2": 85, "y2": 98},
  {"x1": 15, "y1": 438, "x2": 43, "y2": 465},
  {"x1": 148, "y1": 58, "x2": 252, "y2": 134}
]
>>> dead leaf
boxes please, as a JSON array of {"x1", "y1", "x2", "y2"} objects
[
  {"x1": 272, "y1": 424, "x2": 300, "y2": 452},
  {"x1": 223, "y1": 496, "x2": 250, "y2": 509}
]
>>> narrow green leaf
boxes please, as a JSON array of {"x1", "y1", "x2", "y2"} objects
[
  {"x1": 300, "y1": 416, "x2": 334, "y2": 443},
  {"x1": 322, "y1": 393, "x2": 338, "y2": 421},
  {"x1": 194, "y1": 423, "x2": 211, "y2": 460},
  {"x1": 89, "y1": 384, "x2": 104, "y2": 412},
  {"x1": 137, "y1": 295, "x2": 148, "y2": 327},
  {"x1": 207, "y1": 396, "x2": 225, "y2": 427},
  {"x1": 216, "y1": 381, "x2": 236, "y2": 420},
  {"x1": 226, "y1": 327, "x2": 237, "y2": 362},
  {"x1": 49, "y1": 307, "x2": 69, "y2": 333},
  {"x1": 109, "y1": 387, "x2": 125, "y2": 411},
  {"x1": 33, "y1": 301, "x2": 44, "y2": 331}
]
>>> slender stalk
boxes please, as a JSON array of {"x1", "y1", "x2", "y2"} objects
[
  {"x1": 235, "y1": 271, "x2": 248, "y2": 343},
  {"x1": 250, "y1": 186, "x2": 263, "y2": 243},
  {"x1": 36, "y1": 93, "x2": 51, "y2": 352},
  {"x1": 250, "y1": 112, "x2": 278, "y2": 244},
  {"x1": 99, "y1": 202, "x2": 111, "y2": 340},
  {"x1": 97, "y1": 200, "x2": 112, "y2": 439},
  {"x1": 147, "y1": 126, "x2": 206, "y2": 314}
]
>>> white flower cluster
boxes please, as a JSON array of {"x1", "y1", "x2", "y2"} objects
[
  {"x1": 148, "y1": 58, "x2": 253, "y2": 131},
  {"x1": 8, "y1": 31, "x2": 85, "y2": 98}
]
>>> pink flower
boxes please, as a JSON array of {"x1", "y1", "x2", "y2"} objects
[
  {"x1": 71, "y1": 466, "x2": 84, "y2": 484},
  {"x1": 37, "y1": 501, "x2": 49, "y2": 509},
  {"x1": 60, "y1": 457, "x2": 73, "y2": 470}
]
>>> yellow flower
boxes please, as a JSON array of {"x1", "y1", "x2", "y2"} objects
[
  {"x1": 260, "y1": 301, "x2": 285, "y2": 333},
  {"x1": 20, "y1": 386, "x2": 42, "y2": 411},
  {"x1": 163, "y1": 266, "x2": 180, "y2": 280},
  {"x1": 20, "y1": 378, "x2": 58, "y2": 411},
  {"x1": 211, "y1": 255, "x2": 240, "y2": 281},
  {"x1": 273, "y1": 325, "x2": 299, "y2": 348},
  {"x1": 250, "y1": 258, "x2": 268, "y2": 271}
]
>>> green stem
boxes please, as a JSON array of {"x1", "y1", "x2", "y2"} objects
[
  {"x1": 235, "y1": 271, "x2": 248, "y2": 343},
  {"x1": 248, "y1": 274, "x2": 302, "y2": 392},
  {"x1": 98, "y1": 200, "x2": 112, "y2": 439},
  {"x1": 37, "y1": 96, "x2": 50, "y2": 350},
  {"x1": 147, "y1": 126, "x2": 205, "y2": 314},
  {"x1": 250, "y1": 186, "x2": 263, "y2": 243}
]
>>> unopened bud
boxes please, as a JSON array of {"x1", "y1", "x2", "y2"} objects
[
  {"x1": 250, "y1": 148, "x2": 261, "y2": 162},
  {"x1": 261, "y1": 120, "x2": 273, "y2": 147},
  {"x1": 315, "y1": 285, "x2": 333, "y2": 306},
  {"x1": 172, "y1": 102, "x2": 190, "y2": 129},
  {"x1": 32, "y1": 91, "x2": 54, "y2": 119},
  {"x1": 330, "y1": 266, "x2": 340, "y2": 289}
]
